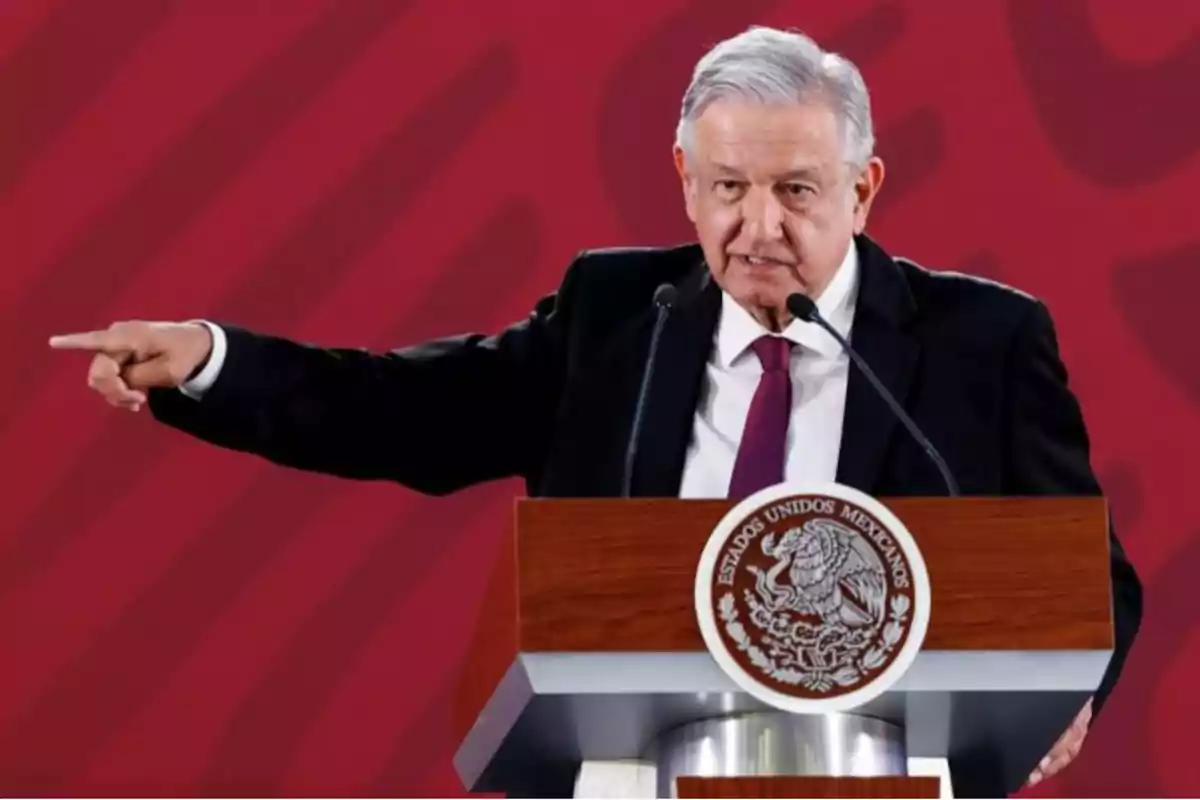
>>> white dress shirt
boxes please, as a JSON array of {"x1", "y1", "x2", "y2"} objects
[
  {"x1": 179, "y1": 320, "x2": 228, "y2": 399},
  {"x1": 677, "y1": 242, "x2": 859, "y2": 498},
  {"x1": 181, "y1": 244, "x2": 859, "y2": 500}
]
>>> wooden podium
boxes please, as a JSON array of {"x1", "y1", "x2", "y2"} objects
[{"x1": 452, "y1": 497, "x2": 1113, "y2": 798}]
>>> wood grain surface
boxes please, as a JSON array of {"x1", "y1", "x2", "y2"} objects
[{"x1": 513, "y1": 497, "x2": 1112, "y2": 652}]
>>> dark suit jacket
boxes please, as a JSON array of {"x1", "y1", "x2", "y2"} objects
[{"x1": 149, "y1": 233, "x2": 1141, "y2": 792}]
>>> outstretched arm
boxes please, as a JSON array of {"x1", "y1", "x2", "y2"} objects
[{"x1": 52, "y1": 256, "x2": 585, "y2": 495}]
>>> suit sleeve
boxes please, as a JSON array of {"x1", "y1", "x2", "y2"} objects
[
  {"x1": 146, "y1": 256, "x2": 584, "y2": 495},
  {"x1": 1004, "y1": 299, "x2": 1142, "y2": 716}
]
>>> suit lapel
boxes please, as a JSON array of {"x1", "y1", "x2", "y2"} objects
[
  {"x1": 631, "y1": 262, "x2": 720, "y2": 497},
  {"x1": 835, "y1": 235, "x2": 920, "y2": 493}
]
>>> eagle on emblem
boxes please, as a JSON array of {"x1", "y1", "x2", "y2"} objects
[{"x1": 751, "y1": 518, "x2": 888, "y2": 628}]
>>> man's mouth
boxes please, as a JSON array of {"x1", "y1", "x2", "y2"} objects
[{"x1": 732, "y1": 254, "x2": 791, "y2": 267}]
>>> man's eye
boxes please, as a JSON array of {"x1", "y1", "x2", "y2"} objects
[
  {"x1": 784, "y1": 183, "x2": 815, "y2": 197},
  {"x1": 715, "y1": 180, "x2": 742, "y2": 194}
]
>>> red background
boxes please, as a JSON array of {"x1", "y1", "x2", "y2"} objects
[{"x1": 1, "y1": 0, "x2": 1197, "y2": 795}]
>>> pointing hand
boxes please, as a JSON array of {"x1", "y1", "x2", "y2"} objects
[{"x1": 49, "y1": 321, "x2": 213, "y2": 411}]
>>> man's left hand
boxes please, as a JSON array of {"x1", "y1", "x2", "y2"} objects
[{"x1": 1027, "y1": 698, "x2": 1093, "y2": 786}]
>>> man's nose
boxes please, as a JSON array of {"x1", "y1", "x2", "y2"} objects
[{"x1": 741, "y1": 188, "x2": 786, "y2": 241}]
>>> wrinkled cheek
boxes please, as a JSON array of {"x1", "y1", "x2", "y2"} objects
[
  {"x1": 708, "y1": 210, "x2": 743, "y2": 249},
  {"x1": 692, "y1": 206, "x2": 735, "y2": 250},
  {"x1": 785, "y1": 215, "x2": 814, "y2": 245}
]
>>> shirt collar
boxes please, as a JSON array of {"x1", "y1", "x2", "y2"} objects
[{"x1": 716, "y1": 239, "x2": 859, "y2": 367}]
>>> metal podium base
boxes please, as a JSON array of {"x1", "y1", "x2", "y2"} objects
[{"x1": 652, "y1": 711, "x2": 907, "y2": 797}]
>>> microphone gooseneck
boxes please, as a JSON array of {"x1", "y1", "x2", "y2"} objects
[
  {"x1": 786, "y1": 292, "x2": 960, "y2": 496},
  {"x1": 621, "y1": 283, "x2": 678, "y2": 497}
]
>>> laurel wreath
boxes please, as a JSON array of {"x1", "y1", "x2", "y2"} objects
[{"x1": 717, "y1": 591, "x2": 910, "y2": 693}]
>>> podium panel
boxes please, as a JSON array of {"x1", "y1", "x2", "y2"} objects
[{"x1": 453, "y1": 497, "x2": 1112, "y2": 798}]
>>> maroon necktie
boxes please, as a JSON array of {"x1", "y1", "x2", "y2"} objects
[{"x1": 728, "y1": 335, "x2": 794, "y2": 499}]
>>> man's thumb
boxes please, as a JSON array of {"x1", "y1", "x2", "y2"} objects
[{"x1": 122, "y1": 353, "x2": 180, "y2": 389}]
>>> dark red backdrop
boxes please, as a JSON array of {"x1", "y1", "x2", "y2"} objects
[{"x1": 1, "y1": 0, "x2": 1197, "y2": 796}]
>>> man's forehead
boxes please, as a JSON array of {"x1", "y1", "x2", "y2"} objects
[
  {"x1": 690, "y1": 99, "x2": 842, "y2": 170},
  {"x1": 705, "y1": 156, "x2": 826, "y2": 181},
  {"x1": 693, "y1": 138, "x2": 835, "y2": 178}
]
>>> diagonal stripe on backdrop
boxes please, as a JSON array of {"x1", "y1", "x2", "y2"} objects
[
  {"x1": 868, "y1": 109, "x2": 945, "y2": 222},
  {"x1": 209, "y1": 487, "x2": 511, "y2": 795},
  {"x1": 371, "y1": 683, "x2": 460, "y2": 796},
  {"x1": 198, "y1": 200, "x2": 537, "y2": 793},
  {"x1": 0, "y1": 193, "x2": 530, "y2": 794},
  {"x1": 822, "y1": 1, "x2": 907, "y2": 57},
  {"x1": 67, "y1": 203, "x2": 538, "y2": 793},
  {"x1": 277, "y1": 487, "x2": 514, "y2": 797},
  {"x1": 0, "y1": 0, "x2": 491, "y2": 553},
  {"x1": 0, "y1": 0, "x2": 416, "y2": 447},
  {"x1": 1113, "y1": 243, "x2": 1200, "y2": 408},
  {"x1": 0, "y1": 48, "x2": 522, "y2": 758},
  {"x1": 0, "y1": 0, "x2": 174, "y2": 193},
  {"x1": 0, "y1": 0, "x2": 66, "y2": 62},
  {"x1": 0, "y1": 0, "x2": 338, "y2": 317},
  {"x1": 0, "y1": 8, "x2": 500, "y2": 604}
]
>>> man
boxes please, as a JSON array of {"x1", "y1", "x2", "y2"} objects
[{"x1": 51, "y1": 25, "x2": 1138, "y2": 797}]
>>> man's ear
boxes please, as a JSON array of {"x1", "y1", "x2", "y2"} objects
[
  {"x1": 674, "y1": 143, "x2": 698, "y2": 223},
  {"x1": 852, "y1": 156, "x2": 885, "y2": 234}
]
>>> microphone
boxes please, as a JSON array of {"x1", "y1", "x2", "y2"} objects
[
  {"x1": 622, "y1": 283, "x2": 679, "y2": 497},
  {"x1": 786, "y1": 292, "x2": 960, "y2": 496}
]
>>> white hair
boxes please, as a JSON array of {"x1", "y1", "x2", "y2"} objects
[{"x1": 676, "y1": 26, "x2": 875, "y2": 168}]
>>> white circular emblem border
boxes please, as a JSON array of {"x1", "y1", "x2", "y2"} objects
[{"x1": 694, "y1": 481, "x2": 932, "y2": 715}]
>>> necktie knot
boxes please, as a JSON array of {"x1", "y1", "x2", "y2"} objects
[{"x1": 751, "y1": 335, "x2": 793, "y2": 373}]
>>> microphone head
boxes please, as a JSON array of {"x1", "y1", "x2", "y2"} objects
[
  {"x1": 653, "y1": 283, "x2": 679, "y2": 310},
  {"x1": 786, "y1": 292, "x2": 818, "y2": 322}
]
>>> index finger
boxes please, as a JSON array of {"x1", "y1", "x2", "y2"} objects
[{"x1": 48, "y1": 330, "x2": 120, "y2": 351}]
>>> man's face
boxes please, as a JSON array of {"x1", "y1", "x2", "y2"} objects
[{"x1": 674, "y1": 97, "x2": 884, "y2": 329}]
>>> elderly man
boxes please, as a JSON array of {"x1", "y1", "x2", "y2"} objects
[{"x1": 52, "y1": 25, "x2": 1139, "y2": 797}]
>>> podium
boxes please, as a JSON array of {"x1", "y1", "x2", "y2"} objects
[{"x1": 452, "y1": 497, "x2": 1113, "y2": 798}]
